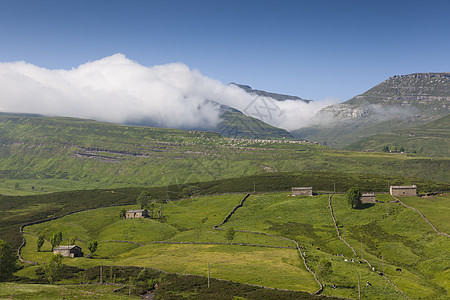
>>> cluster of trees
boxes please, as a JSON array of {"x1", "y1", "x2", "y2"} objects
[
  {"x1": 381, "y1": 146, "x2": 415, "y2": 153},
  {"x1": 119, "y1": 191, "x2": 163, "y2": 219},
  {"x1": 37, "y1": 231, "x2": 97, "y2": 256}
]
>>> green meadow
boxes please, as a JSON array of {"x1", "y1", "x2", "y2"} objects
[
  {"x1": 0, "y1": 114, "x2": 449, "y2": 195},
  {"x1": 17, "y1": 192, "x2": 450, "y2": 299}
]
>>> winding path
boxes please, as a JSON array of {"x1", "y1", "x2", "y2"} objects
[
  {"x1": 327, "y1": 194, "x2": 410, "y2": 299},
  {"x1": 392, "y1": 195, "x2": 449, "y2": 238},
  {"x1": 212, "y1": 194, "x2": 324, "y2": 295}
]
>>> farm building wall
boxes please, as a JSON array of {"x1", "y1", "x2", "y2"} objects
[
  {"x1": 390, "y1": 185, "x2": 417, "y2": 197},
  {"x1": 292, "y1": 187, "x2": 313, "y2": 196},
  {"x1": 360, "y1": 193, "x2": 376, "y2": 204}
]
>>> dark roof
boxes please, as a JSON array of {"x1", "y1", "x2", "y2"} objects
[
  {"x1": 390, "y1": 185, "x2": 417, "y2": 189},
  {"x1": 54, "y1": 245, "x2": 81, "y2": 250},
  {"x1": 126, "y1": 209, "x2": 147, "y2": 213}
]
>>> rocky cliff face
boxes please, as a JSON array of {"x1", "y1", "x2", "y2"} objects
[
  {"x1": 292, "y1": 73, "x2": 450, "y2": 148},
  {"x1": 319, "y1": 73, "x2": 450, "y2": 122}
]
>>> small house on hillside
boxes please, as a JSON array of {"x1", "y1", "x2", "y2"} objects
[
  {"x1": 292, "y1": 187, "x2": 313, "y2": 196},
  {"x1": 390, "y1": 185, "x2": 417, "y2": 197},
  {"x1": 126, "y1": 209, "x2": 148, "y2": 219},
  {"x1": 53, "y1": 245, "x2": 84, "y2": 258},
  {"x1": 360, "y1": 193, "x2": 376, "y2": 204}
]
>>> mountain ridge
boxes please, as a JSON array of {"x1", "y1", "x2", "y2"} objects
[
  {"x1": 292, "y1": 72, "x2": 450, "y2": 150},
  {"x1": 229, "y1": 82, "x2": 313, "y2": 103}
]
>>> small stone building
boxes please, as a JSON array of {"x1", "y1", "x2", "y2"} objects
[
  {"x1": 126, "y1": 209, "x2": 148, "y2": 219},
  {"x1": 292, "y1": 187, "x2": 313, "y2": 196},
  {"x1": 390, "y1": 185, "x2": 417, "y2": 197},
  {"x1": 53, "y1": 245, "x2": 84, "y2": 258},
  {"x1": 360, "y1": 193, "x2": 376, "y2": 204}
]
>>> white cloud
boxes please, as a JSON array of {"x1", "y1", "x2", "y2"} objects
[{"x1": 0, "y1": 54, "x2": 336, "y2": 131}]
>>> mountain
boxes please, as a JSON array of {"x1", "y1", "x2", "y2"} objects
[
  {"x1": 125, "y1": 101, "x2": 293, "y2": 140},
  {"x1": 292, "y1": 73, "x2": 450, "y2": 149},
  {"x1": 215, "y1": 104, "x2": 293, "y2": 139},
  {"x1": 229, "y1": 83, "x2": 312, "y2": 103}
]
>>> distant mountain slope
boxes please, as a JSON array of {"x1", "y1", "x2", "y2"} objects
[
  {"x1": 229, "y1": 83, "x2": 313, "y2": 103},
  {"x1": 292, "y1": 73, "x2": 450, "y2": 148},
  {"x1": 125, "y1": 101, "x2": 293, "y2": 140},
  {"x1": 215, "y1": 104, "x2": 293, "y2": 139},
  {"x1": 348, "y1": 115, "x2": 450, "y2": 157}
]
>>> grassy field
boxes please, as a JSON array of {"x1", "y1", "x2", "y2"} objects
[
  {"x1": 3, "y1": 171, "x2": 447, "y2": 252},
  {"x1": 0, "y1": 282, "x2": 134, "y2": 299},
  {"x1": 0, "y1": 113, "x2": 449, "y2": 195},
  {"x1": 17, "y1": 192, "x2": 450, "y2": 299}
]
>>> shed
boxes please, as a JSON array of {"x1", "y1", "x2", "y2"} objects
[
  {"x1": 360, "y1": 193, "x2": 376, "y2": 204},
  {"x1": 390, "y1": 185, "x2": 417, "y2": 197},
  {"x1": 126, "y1": 209, "x2": 148, "y2": 219},
  {"x1": 53, "y1": 245, "x2": 84, "y2": 258},
  {"x1": 292, "y1": 187, "x2": 313, "y2": 196}
]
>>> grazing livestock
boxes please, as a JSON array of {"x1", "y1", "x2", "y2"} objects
[
  {"x1": 396, "y1": 268, "x2": 402, "y2": 272},
  {"x1": 366, "y1": 281, "x2": 372, "y2": 286},
  {"x1": 344, "y1": 259, "x2": 348, "y2": 262},
  {"x1": 331, "y1": 284, "x2": 336, "y2": 289}
]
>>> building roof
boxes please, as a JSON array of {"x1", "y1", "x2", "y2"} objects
[
  {"x1": 126, "y1": 209, "x2": 147, "y2": 213},
  {"x1": 390, "y1": 185, "x2": 417, "y2": 189},
  {"x1": 54, "y1": 245, "x2": 80, "y2": 250},
  {"x1": 292, "y1": 187, "x2": 313, "y2": 190},
  {"x1": 361, "y1": 193, "x2": 375, "y2": 197}
]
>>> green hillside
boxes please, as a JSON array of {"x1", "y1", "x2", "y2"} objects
[
  {"x1": 216, "y1": 105, "x2": 293, "y2": 139},
  {"x1": 16, "y1": 192, "x2": 450, "y2": 299},
  {"x1": 347, "y1": 115, "x2": 450, "y2": 156},
  {"x1": 0, "y1": 113, "x2": 448, "y2": 196}
]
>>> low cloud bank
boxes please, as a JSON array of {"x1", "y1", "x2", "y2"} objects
[{"x1": 0, "y1": 54, "x2": 337, "y2": 131}]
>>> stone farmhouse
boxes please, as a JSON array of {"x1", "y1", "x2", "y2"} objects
[
  {"x1": 360, "y1": 193, "x2": 376, "y2": 204},
  {"x1": 390, "y1": 185, "x2": 417, "y2": 197},
  {"x1": 126, "y1": 209, "x2": 148, "y2": 219},
  {"x1": 292, "y1": 187, "x2": 313, "y2": 196},
  {"x1": 53, "y1": 245, "x2": 84, "y2": 258}
]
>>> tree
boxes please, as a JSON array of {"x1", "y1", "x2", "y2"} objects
[
  {"x1": 136, "y1": 192, "x2": 151, "y2": 209},
  {"x1": 43, "y1": 253, "x2": 63, "y2": 284},
  {"x1": 382, "y1": 146, "x2": 390, "y2": 152},
  {"x1": 37, "y1": 233, "x2": 45, "y2": 252},
  {"x1": 399, "y1": 147, "x2": 405, "y2": 153},
  {"x1": 88, "y1": 240, "x2": 98, "y2": 256},
  {"x1": 346, "y1": 187, "x2": 362, "y2": 209},
  {"x1": 316, "y1": 258, "x2": 333, "y2": 282},
  {"x1": 0, "y1": 239, "x2": 17, "y2": 281},
  {"x1": 225, "y1": 227, "x2": 235, "y2": 243},
  {"x1": 119, "y1": 208, "x2": 127, "y2": 219},
  {"x1": 69, "y1": 236, "x2": 77, "y2": 245},
  {"x1": 50, "y1": 231, "x2": 63, "y2": 250}
]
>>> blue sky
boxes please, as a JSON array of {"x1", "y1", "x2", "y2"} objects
[{"x1": 1, "y1": 0, "x2": 449, "y2": 101}]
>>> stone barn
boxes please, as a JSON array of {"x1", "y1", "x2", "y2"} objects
[
  {"x1": 53, "y1": 245, "x2": 84, "y2": 258},
  {"x1": 390, "y1": 185, "x2": 417, "y2": 197},
  {"x1": 292, "y1": 187, "x2": 313, "y2": 196},
  {"x1": 360, "y1": 193, "x2": 376, "y2": 204},
  {"x1": 126, "y1": 209, "x2": 148, "y2": 219}
]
